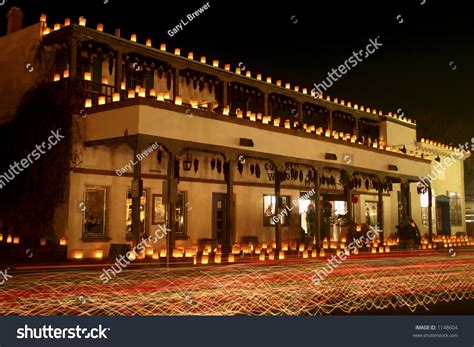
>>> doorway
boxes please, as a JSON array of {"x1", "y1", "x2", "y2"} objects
[
  {"x1": 436, "y1": 195, "x2": 451, "y2": 236},
  {"x1": 212, "y1": 193, "x2": 227, "y2": 243}
]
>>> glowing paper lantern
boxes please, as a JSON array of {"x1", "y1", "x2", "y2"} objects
[
  {"x1": 128, "y1": 90, "x2": 135, "y2": 98},
  {"x1": 113, "y1": 93, "x2": 120, "y2": 102},
  {"x1": 74, "y1": 250, "x2": 83, "y2": 260},
  {"x1": 146, "y1": 39, "x2": 152, "y2": 47},
  {"x1": 79, "y1": 17, "x2": 86, "y2": 26},
  {"x1": 175, "y1": 96, "x2": 183, "y2": 105},
  {"x1": 228, "y1": 254, "x2": 235, "y2": 263},
  {"x1": 98, "y1": 96, "x2": 106, "y2": 105},
  {"x1": 97, "y1": 23, "x2": 104, "y2": 32},
  {"x1": 85, "y1": 99, "x2": 92, "y2": 108},
  {"x1": 13, "y1": 236, "x2": 20, "y2": 244},
  {"x1": 201, "y1": 255, "x2": 209, "y2": 264},
  {"x1": 174, "y1": 48, "x2": 181, "y2": 55},
  {"x1": 59, "y1": 237, "x2": 67, "y2": 246},
  {"x1": 94, "y1": 249, "x2": 104, "y2": 260},
  {"x1": 53, "y1": 73, "x2": 61, "y2": 81}
]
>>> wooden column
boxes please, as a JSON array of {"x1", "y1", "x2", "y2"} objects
[
  {"x1": 428, "y1": 183, "x2": 433, "y2": 242},
  {"x1": 225, "y1": 158, "x2": 234, "y2": 253},
  {"x1": 131, "y1": 147, "x2": 143, "y2": 247},
  {"x1": 328, "y1": 110, "x2": 333, "y2": 131},
  {"x1": 400, "y1": 182, "x2": 409, "y2": 220},
  {"x1": 297, "y1": 101, "x2": 303, "y2": 125},
  {"x1": 345, "y1": 181, "x2": 353, "y2": 224},
  {"x1": 263, "y1": 93, "x2": 269, "y2": 116},
  {"x1": 173, "y1": 67, "x2": 180, "y2": 99},
  {"x1": 70, "y1": 38, "x2": 77, "y2": 79},
  {"x1": 222, "y1": 81, "x2": 228, "y2": 108},
  {"x1": 377, "y1": 185, "x2": 385, "y2": 244},
  {"x1": 274, "y1": 169, "x2": 282, "y2": 252},
  {"x1": 353, "y1": 117, "x2": 359, "y2": 137},
  {"x1": 166, "y1": 151, "x2": 178, "y2": 257},
  {"x1": 313, "y1": 170, "x2": 321, "y2": 249},
  {"x1": 115, "y1": 49, "x2": 123, "y2": 91}
]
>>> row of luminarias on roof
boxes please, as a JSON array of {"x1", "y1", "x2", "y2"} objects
[
  {"x1": 39, "y1": 14, "x2": 416, "y2": 126},
  {"x1": 53, "y1": 68, "x2": 468, "y2": 157}
]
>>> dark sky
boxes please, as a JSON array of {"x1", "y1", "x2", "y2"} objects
[{"x1": 1, "y1": 0, "x2": 473, "y2": 188}]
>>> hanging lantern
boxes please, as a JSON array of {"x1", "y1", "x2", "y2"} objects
[{"x1": 182, "y1": 151, "x2": 192, "y2": 171}]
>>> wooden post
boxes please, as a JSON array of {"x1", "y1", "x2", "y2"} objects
[
  {"x1": 353, "y1": 116, "x2": 359, "y2": 137},
  {"x1": 165, "y1": 150, "x2": 178, "y2": 257},
  {"x1": 173, "y1": 67, "x2": 180, "y2": 99},
  {"x1": 313, "y1": 169, "x2": 321, "y2": 249},
  {"x1": 428, "y1": 183, "x2": 433, "y2": 242},
  {"x1": 274, "y1": 168, "x2": 282, "y2": 252},
  {"x1": 131, "y1": 147, "x2": 142, "y2": 247},
  {"x1": 225, "y1": 157, "x2": 234, "y2": 253},
  {"x1": 70, "y1": 38, "x2": 77, "y2": 79},
  {"x1": 328, "y1": 109, "x2": 333, "y2": 131},
  {"x1": 297, "y1": 101, "x2": 303, "y2": 125},
  {"x1": 116, "y1": 49, "x2": 123, "y2": 91},
  {"x1": 263, "y1": 93, "x2": 269, "y2": 116},
  {"x1": 378, "y1": 185, "x2": 385, "y2": 244},
  {"x1": 222, "y1": 81, "x2": 228, "y2": 108}
]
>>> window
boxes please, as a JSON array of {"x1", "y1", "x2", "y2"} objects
[
  {"x1": 150, "y1": 192, "x2": 187, "y2": 238},
  {"x1": 263, "y1": 195, "x2": 291, "y2": 226},
  {"x1": 126, "y1": 188, "x2": 147, "y2": 238},
  {"x1": 175, "y1": 192, "x2": 187, "y2": 237},
  {"x1": 82, "y1": 186, "x2": 107, "y2": 238},
  {"x1": 420, "y1": 190, "x2": 436, "y2": 226},
  {"x1": 364, "y1": 201, "x2": 378, "y2": 227},
  {"x1": 449, "y1": 192, "x2": 462, "y2": 226}
]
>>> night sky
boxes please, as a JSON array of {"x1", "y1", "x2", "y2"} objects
[{"x1": 1, "y1": 0, "x2": 473, "y2": 191}]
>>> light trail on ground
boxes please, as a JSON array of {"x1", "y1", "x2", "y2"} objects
[{"x1": 0, "y1": 254, "x2": 473, "y2": 315}]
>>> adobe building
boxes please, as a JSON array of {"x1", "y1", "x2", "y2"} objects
[{"x1": 0, "y1": 8, "x2": 470, "y2": 259}]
